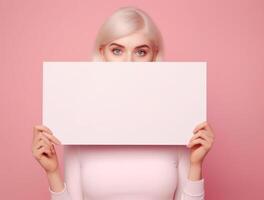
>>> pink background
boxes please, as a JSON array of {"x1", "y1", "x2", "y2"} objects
[{"x1": 0, "y1": 0, "x2": 263, "y2": 199}]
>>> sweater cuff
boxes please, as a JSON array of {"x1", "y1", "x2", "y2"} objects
[
  {"x1": 49, "y1": 182, "x2": 67, "y2": 195},
  {"x1": 183, "y1": 178, "x2": 205, "y2": 196}
]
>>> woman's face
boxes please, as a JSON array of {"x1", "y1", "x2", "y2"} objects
[{"x1": 99, "y1": 31, "x2": 157, "y2": 62}]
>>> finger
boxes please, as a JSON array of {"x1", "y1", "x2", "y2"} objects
[
  {"x1": 189, "y1": 130, "x2": 213, "y2": 144},
  {"x1": 189, "y1": 131, "x2": 202, "y2": 143},
  {"x1": 33, "y1": 147, "x2": 43, "y2": 160},
  {"x1": 193, "y1": 121, "x2": 207, "y2": 133},
  {"x1": 39, "y1": 146, "x2": 52, "y2": 157},
  {"x1": 33, "y1": 125, "x2": 54, "y2": 143},
  {"x1": 36, "y1": 139, "x2": 54, "y2": 155},
  {"x1": 34, "y1": 125, "x2": 54, "y2": 135},
  {"x1": 193, "y1": 121, "x2": 213, "y2": 134},
  {"x1": 188, "y1": 138, "x2": 208, "y2": 149},
  {"x1": 42, "y1": 131, "x2": 61, "y2": 145},
  {"x1": 188, "y1": 138, "x2": 205, "y2": 147},
  {"x1": 36, "y1": 139, "x2": 50, "y2": 150},
  {"x1": 45, "y1": 141, "x2": 55, "y2": 154},
  {"x1": 38, "y1": 133, "x2": 57, "y2": 146},
  {"x1": 34, "y1": 146, "x2": 52, "y2": 159},
  {"x1": 33, "y1": 126, "x2": 40, "y2": 142},
  {"x1": 197, "y1": 129, "x2": 213, "y2": 139},
  {"x1": 41, "y1": 138, "x2": 53, "y2": 151},
  {"x1": 51, "y1": 144, "x2": 56, "y2": 154}
]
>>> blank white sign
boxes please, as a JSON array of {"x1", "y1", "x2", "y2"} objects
[{"x1": 42, "y1": 61, "x2": 206, "y2": 145}]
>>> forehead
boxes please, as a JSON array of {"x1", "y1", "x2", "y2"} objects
[{"x1": 108, "y1": 31, "x2": 153, "y2": 48}]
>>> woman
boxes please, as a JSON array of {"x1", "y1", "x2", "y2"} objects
[{"x1": 32, "y1": 6, "x2": 214, "y2": 200}]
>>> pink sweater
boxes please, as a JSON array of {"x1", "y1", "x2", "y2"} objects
[{"x1": 49, "y1": 145, "x2": 205, "y2": 200}]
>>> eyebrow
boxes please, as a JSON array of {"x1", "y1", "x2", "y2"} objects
[{"x1": 109, "y1": 43, "x2": 150, "y2": 49}]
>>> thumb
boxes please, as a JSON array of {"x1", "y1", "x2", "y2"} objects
[{"x1": 51, "y1": 144, "x2": 57, "y2": 155}]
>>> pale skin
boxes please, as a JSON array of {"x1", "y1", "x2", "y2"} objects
[{"x1": 32, "y1": 30, "x2": 214, "y2": 192}]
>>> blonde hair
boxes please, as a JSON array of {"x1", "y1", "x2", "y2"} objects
[{"x1": 90, "y1": 6, "x2": 164, "y2": 61}]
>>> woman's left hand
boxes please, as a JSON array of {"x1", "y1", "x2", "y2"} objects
[{"x1": 187, "y1": 121, "x2": 214, "y2": 165}]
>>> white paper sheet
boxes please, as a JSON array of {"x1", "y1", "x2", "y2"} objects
[{"x1": 42, "y1": 61, "x2": 206, "y2": 145}]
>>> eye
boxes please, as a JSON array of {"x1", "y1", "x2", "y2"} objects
[
  {"x1": 112, "y1": 48, "x2": 122, "y2": 56},
  {"x1": 136, "y1": 49, "x2": 147, "y2": 57}
]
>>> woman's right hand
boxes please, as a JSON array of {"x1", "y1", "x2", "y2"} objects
[{"x1": 32, "y1": 125, "x2": 62, "y2": 174}]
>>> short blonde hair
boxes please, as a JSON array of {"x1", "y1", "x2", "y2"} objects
[{"x1": 90, "y1": 6, "x2": 164, "y2": 61}]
